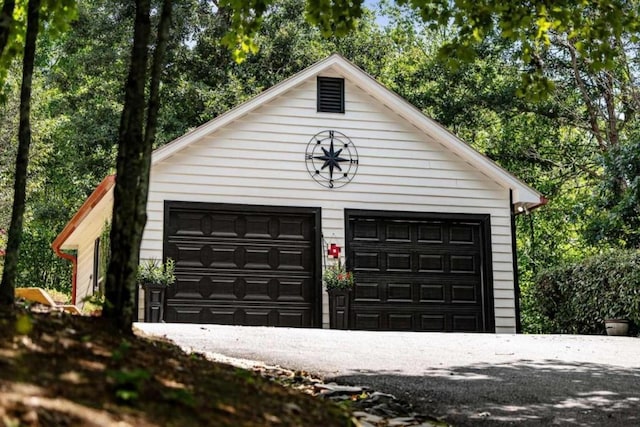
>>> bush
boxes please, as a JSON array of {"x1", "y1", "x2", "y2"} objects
[{"x1": 524, "y1": 249, "x2": 640, "y2": 335}]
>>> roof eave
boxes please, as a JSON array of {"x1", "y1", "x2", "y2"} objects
[{"x1": 52, "y1": 175, "x2": 116, "y2": 251}]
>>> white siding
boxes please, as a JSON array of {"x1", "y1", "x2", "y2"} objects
[
  {"x1": 142, "y1": 72, "x2": 517, "y2": 332},
  {"x1": 66, "y1": 191, "x2": 113, "y2": 310}
]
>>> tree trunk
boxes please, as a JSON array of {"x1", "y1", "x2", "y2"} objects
[
  {"x1": 0, "y1": 0, "x2": 41, "y2": 306},
  {"x1": 0, "y1": 0, "x2": 15, "y2": 57},
  {"x1": 104, "y1": 0, "x2": 173, "y2": 331},
  {"x1": 136, "y1": 0, "x2": 172, "y2": 247}
]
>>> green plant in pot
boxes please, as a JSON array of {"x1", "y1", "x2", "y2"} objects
[
  {"x1": 137, "y1": 258, "x2": 176, "y2": 288},
  {"x1": 324, "y1": 260, "x2": 354, "y2": 330},
  {"x1": 137, "y1": 258, "x2": 175, "y2": 323},
  {"x1": 323, "y1": 260, "x2": 354, "y2": 291}
]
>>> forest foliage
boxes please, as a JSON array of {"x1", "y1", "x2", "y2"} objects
[{"x1": 0, "y1": 0, "x2": 639, "y2": 331}]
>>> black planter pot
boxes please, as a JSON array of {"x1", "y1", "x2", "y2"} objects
[
  {"x1": 328, "y1": 288, "x2": 351, "y2": 330},
  {"x1": 142, "y1": 282, "x2": 166, "y2": 323}
]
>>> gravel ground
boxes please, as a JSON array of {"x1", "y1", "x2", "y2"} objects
[{"x1": 135, "y1": 323, "x2": 640, "y2": 426}]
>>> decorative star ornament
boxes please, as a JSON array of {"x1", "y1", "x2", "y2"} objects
[{"x1": 304, "y1": 130, "x2": 359, "y2": 188}]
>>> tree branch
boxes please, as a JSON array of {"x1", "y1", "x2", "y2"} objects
[
  {"x1": 562, "y1": 39, "x2": 608, "y2": 152},
  {"x1": 0, "y1": 0, "x2": 15, "y2": 57}
]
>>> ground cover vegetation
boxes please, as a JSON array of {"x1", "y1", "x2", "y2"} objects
[
  {"x1": 0, "y1": 305, "x2": 354, "y2": 426},
  {"x1": 0, "y1": 1, "x2": 638, "y2": 330}
]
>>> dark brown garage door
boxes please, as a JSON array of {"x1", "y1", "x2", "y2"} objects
[
  {"x1": 346, "y1": 210, "x2": 494, "y2": 332},
  {"x1": 163, "y1": 202, "x2": 321, "y2": 327}
]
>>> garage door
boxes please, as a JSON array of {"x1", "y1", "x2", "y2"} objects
[
  {"x1": 163, "y1": 202, "x2": 321, "y2": 327},
  {"x1": 346, "y1": 210, "x2": 494, "y2": 332}
]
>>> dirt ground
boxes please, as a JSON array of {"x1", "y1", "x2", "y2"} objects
[{"x1": 0, "y1": 304, "x2": 354, "y2": 427}]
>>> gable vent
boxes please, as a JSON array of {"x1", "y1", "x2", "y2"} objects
[{"x1": 317, "y1": 77, "x2": 345, "y2": 113}]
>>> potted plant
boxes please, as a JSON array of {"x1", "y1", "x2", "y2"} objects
[
  {"x1": 323, "y1": 260, "x2": 354, "y2": 330},
  {"x1": 137, "y1": 258, "x2": 175, "y2": 323},
  {"x1": 604, "y1": 309, "x2": 630, "y2": 337},
  {"x1": 603, "y1": 287, "x2": 631, "y2": 336}
]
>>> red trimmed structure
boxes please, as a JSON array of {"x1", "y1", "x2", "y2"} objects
[{"x1": 52, "y1": 175, "x2": 115, "y2": 304}]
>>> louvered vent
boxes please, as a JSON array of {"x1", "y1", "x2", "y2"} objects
[{"x1": 317, "y1": 77, "x2": 345, "y2": 113}]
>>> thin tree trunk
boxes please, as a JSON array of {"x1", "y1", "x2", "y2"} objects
[
  {"x1": 0, "y1": 0, "x2": 15, "y2": 56},
  {"x1": 104, "y1": 0, "x2": 173, "y2": 331},
  {"x1": 564, "y1": 39, "x2": 607, "y2": 152},
  {"x1": 0, "y1": 0, "x2": 41, "y2": 306},
  {"x1": 144, "y1": 0, "x2": 172, "y2": 150},
  {"x1": 103, "y1": 0, "x2": 151, "y2": 329},
  {"x1": 134, "y1": 0, "x2": 172, "y2": 263}
]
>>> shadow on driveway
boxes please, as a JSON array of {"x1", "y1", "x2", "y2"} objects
[{"x1": 334, "y1": 359, "x2": 640, "y2": 426}]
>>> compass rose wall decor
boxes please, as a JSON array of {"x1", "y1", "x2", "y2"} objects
[{"x1": 305, "y1": 130, "x2": 359, "y2": 188}]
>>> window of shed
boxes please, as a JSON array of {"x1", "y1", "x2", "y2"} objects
[{"x1": 317, "y1": 77, "x2": 345, "y2": 113}]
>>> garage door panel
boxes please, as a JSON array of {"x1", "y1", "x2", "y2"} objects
[
  {"x1": 386, "y1": 253, "x2": 412, "y2": 271},
  {"x1": 168, "y1": 273, "x2": 311, "y2": 301},
  {"x1": 210, "y1": 214, "x2": 240, "y2": 237},
  {"x1": 389, "y1": 314, "x2": 413, "y2": 330},
  {"x1": 278, "y1": 249, "x2": 309, "y2": 270},
  {"x1": 164, "y1": 202, "x2": 319, "y2": 326},
  {"x1": 451, "y1": 283, "x2": 478, "y2": 303},
  {"x1": 386, "y1": 223, "x2": 411, "y2": 241},
  {"x1": 420, "y1": 284, "x2": 445, "y2": 302},
  {"x1": 212, "y1": 247, "x2": 238, "y2": 268},
  {"x1": 387, "y1": 283, "x2": 412, "y2": 301},
  {"x1": 243, "y1": 278, "x2": 272, "y2": 300},
  {"x1": 351, "y1": 220, "x2": 379, "y2": 240},
  {"x1": 354, "y1": 276, "x2": 481, "y2": 304},
  {"x1": 166, "y1": 211, "x2": 211, "y2": 236},
  {"x1": 449, "y1": 224, "x2": 477, "y2": 244},
  {"x1": 245, "y1": 216, "x2": 271, "y2": 238},
  {"x1": 421, "y1": 314, "x2": 446, "y2": 331},
  {"x1": 277, "y1": 279, "x2": 308, "y2": 301},
  {"x1": 452, "y1": 314, "x2": 480, "y2": 332},
  {"x1": 353, "y1": 252, "x2": 381, "y2": 271},
  {"x1": 347, "y1": 212, "x2": 493, "y2": 332},
  {"x1": 354, "y1": 313, "x2": 381, "y2": 330},
  {"x1": 244, "y1": 248, "x2": 272, "y2": 269},
  {"x1": 352, "y1": 248, "x2": 482, "y2": 274},
  {"x1": 352, "y1": 248, "x2": 480, "y2": 275},
  {"x1": 418, "y1": 224, "x2": 443, "y2": 242},
  {"x1": 165, "y1": 307, "x2": 205, "y2": 323},
  {"x1": 244, "y1": 309, "x2": 271, "y2": 326},
  {"x1": 353, "y1": 282, "x2": 381, "y2": 301},
  {"x1": 352, "y1": 306, "x2": 484, "y2": 332},
  {"x1": 168, "y1": 240, "x2": 312, "y2": 271},
  {"x1": 165, "y1": 302, "x2": 311, "y2": 327},
  {"x1": 166, "y1": 275, "x2": 232, "y2": 299},
  {"x1": 278, "y1": 311, "x2": 307, "y2": 327},
  {"x1": 278, "y1": 217, "x2": 313, "y2": 240},
  {"x1": 418, "y1": 254, "x2": 444, "y2": 272},
  {"x1": 450, "y1": 255, "x2": 477, "y2": 273}
]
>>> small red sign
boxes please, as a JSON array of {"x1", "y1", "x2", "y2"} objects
[{"x1": 328, "y1": 243, "x2": 341, "y2": 259}]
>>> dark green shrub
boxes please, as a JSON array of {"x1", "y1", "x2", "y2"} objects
[{"x1": 524, "y1": 250, "x2": 640, "y2": 334}]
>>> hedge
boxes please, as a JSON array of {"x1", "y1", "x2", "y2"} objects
[{"x1": 525, "y1": 250, "x2": 640, "y2": 335}]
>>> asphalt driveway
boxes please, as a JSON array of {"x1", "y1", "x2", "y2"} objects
[{"x1": 135, "y1": 323, "x2": 640, "y2": 426}]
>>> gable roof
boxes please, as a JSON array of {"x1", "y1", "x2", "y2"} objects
[{"x1": 152, "y1": 53, "x2": 544, "y2": 209}]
